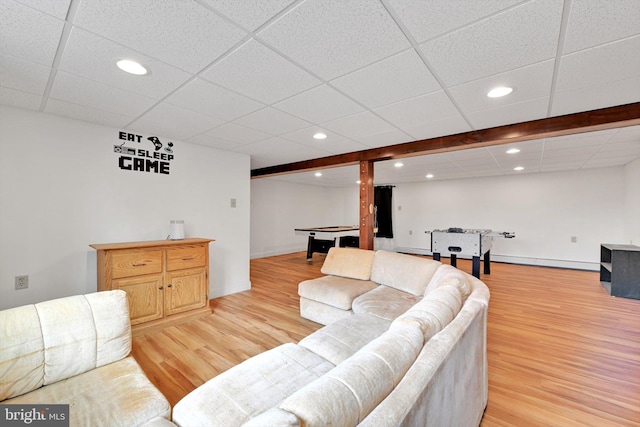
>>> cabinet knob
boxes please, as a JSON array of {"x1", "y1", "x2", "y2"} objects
[
  {"x1": 167, "y1": 284, "x2": 172, "y2": 288},
  {"x1": 158, "y1": 286, "x2": 163, "y2": 290}
]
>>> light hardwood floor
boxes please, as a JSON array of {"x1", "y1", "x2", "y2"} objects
[{"x1": 132, "y1": 252, "x2": 640, "y2": 426}]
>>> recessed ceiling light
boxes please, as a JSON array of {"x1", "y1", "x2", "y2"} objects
[
  {"x1": 487, "y1": 86, "x2": 513, "y2": 98},
  {"x1": 313, "y1": 132, "x2": 327, "y2": 140},
  {"x1": 513, "y1": 166, "x2": 524, "y2": 171},
  {"x1": 314, "y1": 172, "x2": 322, "y2": 177},
  {"x1": 426, "y1": 174, "x2": 434, "y2": 179},
  {"x1": 506, "y1": 148, "x2": 520, "y2": 154},
  {"x1": 394, "y1": 162, "x2": 404, "y2": 168},
  {"x1": 356, "y1": 180, "x2": 361, "y2": 184},
  {"x1": 116, "y1": 59, "x2": 148, "y2": 75}
]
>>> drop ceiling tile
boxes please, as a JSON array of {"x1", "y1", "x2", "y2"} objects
[
  {"x1": 582, "y1": 157, "x2": 636, "y2": 168},
  {"x1": 354, "y1": 128, "x2": 414, "y2": 149},
  {"x1": 14, "y1": 0, "x2": 71, "y2": 19},
  {"x1": 374, "y1": 91, "x2": 461, "y2": 129},
  {"x1": 0, "y1": 86, "x2": 43, "y2": 110},
  {"x1": 551, "y1": 76, "x2": 640, "y2": 117},
  {"x1": 274, "y1": 85, "x2": 365, "y2": 124},
  {"x1": 322, "y1": 111, "x2": 396, "y2": 139},
  {"x1": 387, "y1": 0, "x2": 522, "y2": 43},
  {"x1": 0, "y1": 54, "x2": 50, "y2": 94},
  {"x1": 234, "y1": 107, "x2": 311, "y2": 135},
  {"x1": 44, "y1": 98, "x2": 132, "y2": 128},
  {"x1": 258, "y1": 0, "x2": 411, "y2": 80},
  {"x1": 556, "y1": 36, "x2": 640, "y2": 93},
  {"x1": 73, "y1": 0, "x2": 247, "y2": 73},
  {"x1": 609, "y1": 125, "x2": 640, "y2": 143},
  {"x1": 544, "y1": 129, "x2": 617, "y2": 149},
  {"x1": 599, "y1": 140, "x2": 640, "y2": 157},
  {"x1": 281, "y1": 127, "x2": 368, "y2": 154},
  {"x1": 563, "y1": 0, "x2": 640, "y2": 54},
  {"x1": 1, "y1": 1, "x2": 65, "y2": 66},
  {"x1": 59, "y1": 28, "x2": 193, "y2": 100},
  {"x1": 187, "y1": 133, "x2": 247, "y2": 151},
  {"x1": 420, "y1": 0, "x2": 563, "y2": 86},
  {"x1": 49, "y1": 71, "x2": 157, "y2": 116},
  {"x1": 201, "y1": 39, "x2": 321, "y2": 104},
  {"x1": 466, "y1": 97, "x2": 549, "y2": 130},
  {"x1": 166, "y1": 78, "x2": 264, "y2": 121},
  {"x1": 202, "y1": 0, "x2": 295, "y2": 31},
  {"x1": 202, "y1": 122, "x2": 271, "y2": 144},
  {"x1": 449, "y1": 60, "x2": 554, "y2": 113},
  {"x1": 330, "y1": 49, "x2": 441, "y2": 109},
  {"x1": 233, "y1": 137, "x2": 331, "y2": 168},
  {"x1": 128, "y1": 103, "x2": 224, "y2": 141},
  {"x1": 401, "y1": 114, "x2": 471, "y2": 141}
]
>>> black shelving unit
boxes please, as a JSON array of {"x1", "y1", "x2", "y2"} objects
[{"x1": 600, "y1": 243, "x2": 640, "y2": 300}]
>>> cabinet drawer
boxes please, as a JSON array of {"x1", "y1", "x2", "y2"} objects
[
  {"x1": 110, "y1": 250, "x2": 163, "y2": 279},
  {"x1": 167, "y1": 245, "x2": 207, "y2": 271}
]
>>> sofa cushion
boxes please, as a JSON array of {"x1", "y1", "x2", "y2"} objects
[
  {"x1": 391, "y1": 283, "x2": 467, "y2": 341},
  {"x1": 352, "y1": 285, "x2": 421, "y2": 320},
  {"x1": 242, "y1": 408, "x2": 300, "y2": 427},
  {"x1": 321, "y1": 247, "x2": 376, "y2": 280},
  {"x1": 299, "y1": 275, "x2": 377, "y2": 310},
  {"x1": 299, "y1": 297, "x2": 353, "y2": 325},
  {"x1": 172, "y1": 343, "x2": 335, "y2": 427},
  {"x1": 299, "y1": 314, "x2": 391, "y2": 365},
  {"x1": 424, "y1": 264, "x2": 471, "y2": 298},
  {"x1": 0, "y1": 304, "x2": 44, "y2": 401},
  {"x1": 370, "y1": 251, "x2": 441, "y2": 296},
  {"x1": 0, "y1": 290, "x2": 131, "y2": 401},
  {"x1": 4, "y1": 356, "x2": 171, "y2": 427},
  {"x1": 280, "y1": 325, "x2": 423, "y2": 425}
]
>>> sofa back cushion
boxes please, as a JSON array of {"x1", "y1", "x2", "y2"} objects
[
  {"x1": 391, "y1": 280, "x2": 468, "y2": 341},
  {"x1": 0, "y1": 290, "x2": 131, "y2": 401},
  {"x1": 321, "y1": 247, "x2": 376, "y2": 280},
  {"x1": 370, "y1": 251, "x2": 441, "y2": 296},
  {"x1": 279, "y1": 324, "x2": 423, "y2": 425},
  {"x1": 423, "y1": 264, "x2": 471, "y2": 298}
]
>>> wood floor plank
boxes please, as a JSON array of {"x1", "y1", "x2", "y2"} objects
[{"x1": 131, "y1": 252, "x2": 640, "y2": 425}]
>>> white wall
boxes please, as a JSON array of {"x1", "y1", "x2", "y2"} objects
[
  {"x1": 624, "y1": 157, "x2": 640, "y2": 245},
  {"x1": 394, "y1": 167, "x2": 626, "y2": 270},
  {"x1": 251, "y1": 166, "x2": 631, "y2": 271},
  {"x1": 0, "y1": 106, "x2": 251, "y2": 309},
  {"x1": 250, "y1": 178, "x2": 351, "y2": 258}
]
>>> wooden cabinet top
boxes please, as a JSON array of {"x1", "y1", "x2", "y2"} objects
[{"x1": 90, "y1": 238, "x2": 214, "y2": 251}]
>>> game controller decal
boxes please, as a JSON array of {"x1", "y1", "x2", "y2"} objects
[{"x1": 114, "y1": 131, "x2": 175, "y2": 175}]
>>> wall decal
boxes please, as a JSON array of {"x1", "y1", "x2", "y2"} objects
[{"x1": 114, "y1": 132, "x2": 175, "y2": 175}]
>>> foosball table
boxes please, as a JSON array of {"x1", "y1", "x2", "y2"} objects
[{"x1": 431, "y1": 228, "x2": 515, "y2": 278}]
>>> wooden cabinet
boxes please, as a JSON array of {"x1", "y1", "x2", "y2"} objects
[{"x1": 90, "y1": 238, "x2": 214, "y2": 331}]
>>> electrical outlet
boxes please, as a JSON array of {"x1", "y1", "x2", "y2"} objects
[
  {"x1": 571, "y1": 236, "x2": 577, "y2": 243},
  {"x1": 15, "y1": 275, "x2": 28, "y2": 290},
  {"x1": 230, "y1": 198, "x2": 236, "y2": 208}
]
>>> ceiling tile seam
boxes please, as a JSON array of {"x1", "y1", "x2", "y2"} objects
[
  {"x1": 195, "y1": 0, "x2": 307, "y2": 35},
  {"x1": 121, "y1": 34, "x2": 268, "y2": 130},
  {"x1": 546, "y1": 0, "x2": 573, "y2": 117},
  {"x1": 412, "y1": 0, "x2": 533, "y2": 45},
  {"x1": 578, "y1": 128, "x2": 620, "y2": 170},
  {"x1": 379, "y1": 0, "x2": 475, "y2": 131},
  {"x1": 248, "y1": 39, "x2": 416, "y2": 140},
  {"x1": 38, "y1": 0, "x2": 80, "y2": 112}
]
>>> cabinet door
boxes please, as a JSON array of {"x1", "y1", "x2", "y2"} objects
[
  {"x1": 113, "y1": 274, "x2": 164, "y2": 325},
  {"x1": 165, "y1": 268, "x2": 207, "y2": 316}
]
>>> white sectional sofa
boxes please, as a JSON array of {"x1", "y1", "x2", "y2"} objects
[
  {"x1": 0, "y1": 290, "x2": 173, "y2": 427},
  {"x1": 173, "y1": 248, "x2": 490, "y2": 426}
]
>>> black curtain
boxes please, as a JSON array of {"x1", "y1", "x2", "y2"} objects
[{"x1": 374, "y1": 186, "x2": 393, "y2": 238}]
